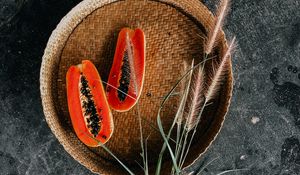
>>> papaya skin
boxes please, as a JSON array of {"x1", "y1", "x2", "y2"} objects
[
  {"x1": 66, "y1": 60, "x2": 114, "y2": 147},
  {"x1": 106, "y1": 28, "x2": 146, "y2": 112}
]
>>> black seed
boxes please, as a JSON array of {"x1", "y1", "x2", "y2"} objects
[
  {"x1": 292, "y1": 67, "x2": 298, "y2": 73},
  {"x1": 92, "y1": 129, "x2": 98, "y2": 137},
  {"x1": 94, "y1": 126, "x2": 100, "y2": 132},
  {"x1": 91, "y1": 122, "x2": 98, "y2": 127},
  {"x1": 80, "y1": 88, "x2": 87, "y2": 94},
  {"x1": 81, "y1": 88, "x2": 91, "y2": 98},
  {"x1": 287, "y1": 65, "x2": 293, "y2": 72},
  {"x1": 81, "y1": 76, "x2": 88, "y2": 84},
  {"x1": 87, "y1": 100, "x2": 94, "y2": 108},
  {"x1": 90, "y1": 115, "x2": 99, "y2": 122},
  {"x1": 102, "y1": 135, "x2": 107, "y2": 139},
  {"x1": 81, "y1": 88, "x2": 91, "y2": 97},
  {"x1": 82, "y1": 101, "x2": 88, "y2": 108},
  {"x1": 118, "y1": 49, "x2": 131, "y2": 101},
  {"x1": 90, "y1": 112, "x2": 97, "y2": 118},
  {"x1": 91, "y1": 124, "x2": 100, "y2": 136},
  {"x1": 80, "y1": 76, "x2": 93, "y2": 98},
  {"x1": 82, "y1": 80, "x2": 87, "y2": 86},
  {"x1": 92, "y1": 108, "x2": 97, "y2": 114},
  {"x1": 298, "y1": 73, "x2": 300, "y2": 80},
  {"x1": 80, "y1": 76, "x2": 102, "y2": 137},
  {"x1": 85, "y1": 107, "x2": 92, "y2": 115},
  {"x1": 92, "y1": 127, "x2": 98, "y2": 134},
  {"x1": 85, "y1": 104, "x2": 96, "y2": 115},
  {"x1": 118, "y1": 91, "x2": 127, "y2": 101},
  {"x1": 81, "y1": 85, "x2": 88, "y2": 91}
]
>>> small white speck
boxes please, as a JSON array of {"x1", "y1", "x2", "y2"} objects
[
  {"x1": 18, "y1": 51, "x2": 22, "y2": 54},
  {"x1": 240, "y1": 155, "x2": 246, "y2": 160},
  {"x1": 251, "y1": 117, "x2": 260, "y2": 124}
]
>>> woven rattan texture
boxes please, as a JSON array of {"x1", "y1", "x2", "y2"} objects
[{"x1": 40, "y1": 0, "x2": 232, "y2": 174}]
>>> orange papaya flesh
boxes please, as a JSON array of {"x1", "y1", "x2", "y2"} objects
[
  {"x1": 66, "y1": 60, "x2": 113, "y2": 147},
  {"x1": 106, "y1": 28, "x2": 145, "y2": 112}
]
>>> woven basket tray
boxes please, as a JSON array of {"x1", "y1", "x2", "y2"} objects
[{"x1": 40, "y1": 0, "x2": 233, "y2": 174}]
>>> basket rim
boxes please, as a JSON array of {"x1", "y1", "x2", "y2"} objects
[{"x1": 39, "y1": 0, "x2": 233, "y2": 174}]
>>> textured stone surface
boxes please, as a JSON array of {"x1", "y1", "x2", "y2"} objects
[{"x1": 0, "y1": 0, "x2": 299, "y2": 174}]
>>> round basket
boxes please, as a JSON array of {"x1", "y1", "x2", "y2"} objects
[{"x1": 40, "y1": 0, "x2": 233, "y2": 174}]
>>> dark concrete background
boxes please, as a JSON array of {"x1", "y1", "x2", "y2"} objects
[{"x1": 0, "y1": 0, "x2": 299, "y2": 174}]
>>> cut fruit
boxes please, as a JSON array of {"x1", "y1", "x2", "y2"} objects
[
  {"x1": 66, "y1": 60, "x2": 114, "y2": 147},
  {"x1": 106, "y1": 28, "x2": 145, "y2": 112}
]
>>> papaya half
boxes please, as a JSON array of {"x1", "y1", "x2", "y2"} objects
[
  {"x1": 106, "y1": 28, "x2": 145, "y2": 112},
  {"x1": 66, "y1": 60, "x2": 114, "y2": 147}
]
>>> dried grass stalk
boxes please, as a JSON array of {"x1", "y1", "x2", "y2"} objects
[
  {"x1": 186, "y1": 66, "x2": 204, "y2": 131},
  {"x1": 205, "y1": 37, "x2": 236, "y2": 102},
  {"x1": 176, "y1": 60, "x2": 195, "y2": 126},
  {"x1": 205, "y1": 0, "x2": 230, "y2": 55}
]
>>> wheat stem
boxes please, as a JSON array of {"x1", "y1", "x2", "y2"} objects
[
  {"x1": 177, "y1": 53, "x2": 208, "y2": 168},
  {"x1": 178, "y1": 129, "x2": 190, "y2": 167},
  {"x1": 142, "y1": 117, "x2": 178, "y2": 143},
  {"x1": 155, "y1": 58, "x2": 212, "y2": 175},
  {"x1": 83, "y1": 132, "x2": 135, "y2": 175},
  {"x1": 195, "y1": 156, "x2": 220, "y2": 175},
  {"x1": 173, "y1": 60, "x2": 195, "y2": 173},
  {"x1": 136, "y1": 103, "x2": 148, "y2": 175},
  {"x1": 101, "y1": 81, "x2": 137, "y2": 100},
  {"x1": 176, "y1": 59, "x2": 194, "y2": 126},
  {"x1": 180, "y1": 99, "x2": 207, "y2": 169},
  {"x1": 125, "y1": 34, "x2": 146, "y2": 173},
  {"x1": 179, "y1": 37, "x2": 236, "y2": 168}
]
